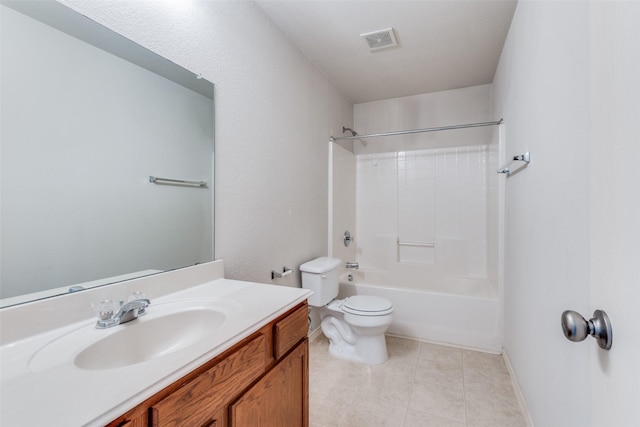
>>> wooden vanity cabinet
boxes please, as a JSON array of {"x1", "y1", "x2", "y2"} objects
[
  {"x1": 106, "y1": 302, "x2": 309, "y2": 427},
  {"x1": 230, "y1": 339, "x2": 308, "y2": 426}
]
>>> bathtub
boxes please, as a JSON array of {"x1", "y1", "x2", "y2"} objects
[{"x1": 338, "y1": 270, "x2": 501, "y2": 353}]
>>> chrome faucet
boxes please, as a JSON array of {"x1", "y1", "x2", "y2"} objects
[
  {"x1": 346, "y1": 262, "x2": 359, "y2": 270},
  {"x1": 95, "y1": 298, "x2": 150, "y2": 329}
]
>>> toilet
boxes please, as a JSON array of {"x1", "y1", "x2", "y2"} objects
[{"x1": 300, "y1": 257, "x2": 393, "y2": 365}]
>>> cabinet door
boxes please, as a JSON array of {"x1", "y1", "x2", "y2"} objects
[
  {"x1": 150, "y1": 334, "x2": 267, "y2": 427},
  {"x1": 230, "y1": 340, "x2": 308, "y2": 427}
]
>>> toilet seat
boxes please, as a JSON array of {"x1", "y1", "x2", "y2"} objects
[{"x1": 341, "y1": 295, "x2": 393, "y2": 316}]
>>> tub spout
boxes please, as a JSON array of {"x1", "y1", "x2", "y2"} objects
[{"x1": 346, "y1": 262, "x2": 359, "y2": 270}]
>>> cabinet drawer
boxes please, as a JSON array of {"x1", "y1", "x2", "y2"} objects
[
  {"x1": 150, "y1": 334, "x2": 267, "y2": 427},
  {"x1": 273, "y1": 304, "x2": 308, "y2": 359}
]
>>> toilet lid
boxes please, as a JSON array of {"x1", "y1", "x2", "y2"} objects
[{"x1": 341, "y1": 295, "x2": 393, "y2": 316}]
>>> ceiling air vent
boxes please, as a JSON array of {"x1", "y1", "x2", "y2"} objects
[{"x1": 361, "y1": 28, "x2": 398, "y2": 51}]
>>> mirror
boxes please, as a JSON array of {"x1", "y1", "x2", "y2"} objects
[{"x1": 0, "y1": 1, "x2": 215, "y2": 307}]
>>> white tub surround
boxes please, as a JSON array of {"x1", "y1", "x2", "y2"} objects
[
  {"x1": 0, "y1": 260, "x2": 312, "y2": 427},
  {"x1": 328, "y1": 85, "x2": 502, "y2": 350}
]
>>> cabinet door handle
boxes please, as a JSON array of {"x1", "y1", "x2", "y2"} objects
[{"x1": 201, "y1": 419, "x2": 217, "y2": 427}]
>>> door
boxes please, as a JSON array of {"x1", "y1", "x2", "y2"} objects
[{"x1": 589, "y1": 2, "x2": 640, "y2": 425}]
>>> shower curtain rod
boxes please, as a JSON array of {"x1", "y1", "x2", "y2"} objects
[{"x1": 329, "y1": 119, "x2": 503, "y2": 142}]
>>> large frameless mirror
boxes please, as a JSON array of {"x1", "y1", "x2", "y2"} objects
[{"x1": 0, "y1": 1, "x2": 215, "y2": 307}]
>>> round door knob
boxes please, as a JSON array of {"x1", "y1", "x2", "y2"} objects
[
  {"x1": 560, "y1": 309, "x2": 612, "y2": 350},
  {"x1": 561, "y1": 310, "x2": 590, "y2": 342}
]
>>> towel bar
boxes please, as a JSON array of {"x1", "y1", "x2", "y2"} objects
[{"x1": 497, "y1": 152, "x2": 530, "y2": 176}]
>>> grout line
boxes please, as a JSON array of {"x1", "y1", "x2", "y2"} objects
[
  {"x1": 313, "y1": 333, "x2": 517, "y2": 427},
  {"x1": 336, "y1": 367, "x2": 366, "y2": 427},
  {"x1": 402, "y1": 341, "x2": 421, "y2": 424},
  {"x1": 404, "y1": 341, "x2": 422, "y2": 426},
  {"x1": 407, "y1": 340, "x2": 470, "y2": 426}
]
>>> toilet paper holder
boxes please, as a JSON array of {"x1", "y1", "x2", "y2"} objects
[{"x1": 271, "y1": 266, "x2": 293, "y2": 280}]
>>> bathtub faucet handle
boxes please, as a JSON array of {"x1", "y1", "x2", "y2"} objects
[{"x1": 346, "y1": 262, "x2": 359, "y2": 270}]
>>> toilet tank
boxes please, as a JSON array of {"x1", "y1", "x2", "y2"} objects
[{"x1": 299, "y1": 257, "x2": 341, "y2": 307}]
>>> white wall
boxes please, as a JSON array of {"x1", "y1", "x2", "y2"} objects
[
  {"x1": 330, "y1": 144, "x2": 357, "y2": 263},
  {"x1": 354, "y1": 85, "x2": 494, "y2": 155},
  {"x1": 493, "y1": 2, "x2": 591, "y2": 426},
  {"x1": 1, "y1": 5, "x2": 213, "y2": 298},
  {"x1": 353, "y1": 86, "x2": 498, "y2": 289},
  {"x1": 60, "y1": 0, "x2": 353, "y2": 286},
  {"x1": 589, "y1": 2, "x2": 640, "y2": 426}
]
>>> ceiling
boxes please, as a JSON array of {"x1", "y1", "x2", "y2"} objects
[{"x1": 255, "y1": 0, "x2": 517, "y2": 104}]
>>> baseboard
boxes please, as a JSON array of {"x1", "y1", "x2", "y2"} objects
[
  {"x1": 502, "y1": 349, "x2": 535, "y2": 427},
  {"x1": 308, "y1": 326, "x2": 323, "y2": 342},
  {"x1": 385, "y1": 332, "x2": 501, "y2": 355}
]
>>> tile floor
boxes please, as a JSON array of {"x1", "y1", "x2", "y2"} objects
[{"x1": 308, "y1": 333, "x2": 527, "y2": 427}]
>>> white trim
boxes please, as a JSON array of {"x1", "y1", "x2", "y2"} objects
[
  {"x1": 386, "y1": 332, "x2": 501, "y2": 355},
  {"x1": 308, "y1": 326, "x2": 324, "y2": 343},
  {"x1": 327, "y1": 141, "x2": 334, "y2": 258},
  {"x1": 502, "y1": 348, "x2": 535, "y2": 427}
]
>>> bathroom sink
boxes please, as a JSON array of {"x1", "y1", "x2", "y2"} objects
[
  {"x1": 29, "y1": 298, "x2": 241, "y2": 372},
  {"x1": 75, "y1": 309, "x2": 226, "y2": 370}
]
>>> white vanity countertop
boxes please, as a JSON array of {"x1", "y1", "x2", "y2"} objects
[{"x1": 0, "y1": 271, "x2": 312, "y2": 426}]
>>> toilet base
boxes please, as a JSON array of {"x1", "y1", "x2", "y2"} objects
[{"x1": 321, "y1": 314, "x2": 389, "y2": 365}]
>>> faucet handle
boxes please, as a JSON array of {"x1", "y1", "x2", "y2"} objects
[
  {"x1": 91, "y1": 299, "x2": 118, "y2": 321},
  {"x1": 128, "y1": 291, "x2": 148, "y2": 315},
  {"x1": 128, "y1": 291, "x2": 147, "y2": 302}
]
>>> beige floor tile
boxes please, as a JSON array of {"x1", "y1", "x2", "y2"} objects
[
  {"x1": 369, "y1": 350, "x2": 419, "y2": 382},
  {"x1": 463, "y1": 351, "x2": 517, "y2": 408},
  {"x1": 419, "y1": 342, "x2": 463, "y2": 366},
  {"x1": 462, "y1": 350, "x2": 508, "y2": 376},
  {"x1": 341, "y1": 399, "x2": 407, "y2": 427},
  {"x1": 409, "y1": 380, "x2": 466, "y2": 423},
  {"x1": 463, "y1": 353, "x2": 525, "y2": 427},
  {"x1": 464, "y1": 368, "x2": 517, "y2": 404},
  {"x1": 387, "y1": 335, "x2": 422, "y2": 357},
  {"x1": 356, "y1": 369, "x2": 414, "y2": 408},
  {"x1": 465, "y1": 392, "x2": 527, "y2": 427},
  {"x1": 309, "y1": 332, "x2": 331, "y2": 353},
  {"x1": 309, "y1": 391, "x2": 351, "y2": 427},
  {"x1": 404, "y1": 409, "x2": 466, "y2": 427},
  {"x1": 381, "y1": 336, "x2": 421, "y2": 375},
  {"x1": 309, "y1": 336, "x2": 334, "y2": 381},
  {"x1": 414, "y1": 358, "x2": 464, "y2": 390},
  {"x1": 309, "y1": 333, "x2": 527, "y2": 427},
  {"x1": 310, "y1": 357, "x2": 369, "y2": 396}
]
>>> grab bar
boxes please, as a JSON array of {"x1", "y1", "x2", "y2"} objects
[
  {"x1": 149, "y1": 176, "x2": 208, "y2": 188},
  {"x1": 497, "y1": 152, "x2": 530, "y2": 176},
  {"x1": 397, "y1": 239, "x2": 435, "y2": 248}
]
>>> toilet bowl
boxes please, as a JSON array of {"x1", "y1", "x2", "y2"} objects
[{"x1": 300, "y1": 257, "x2": 393, "y2": 365}]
